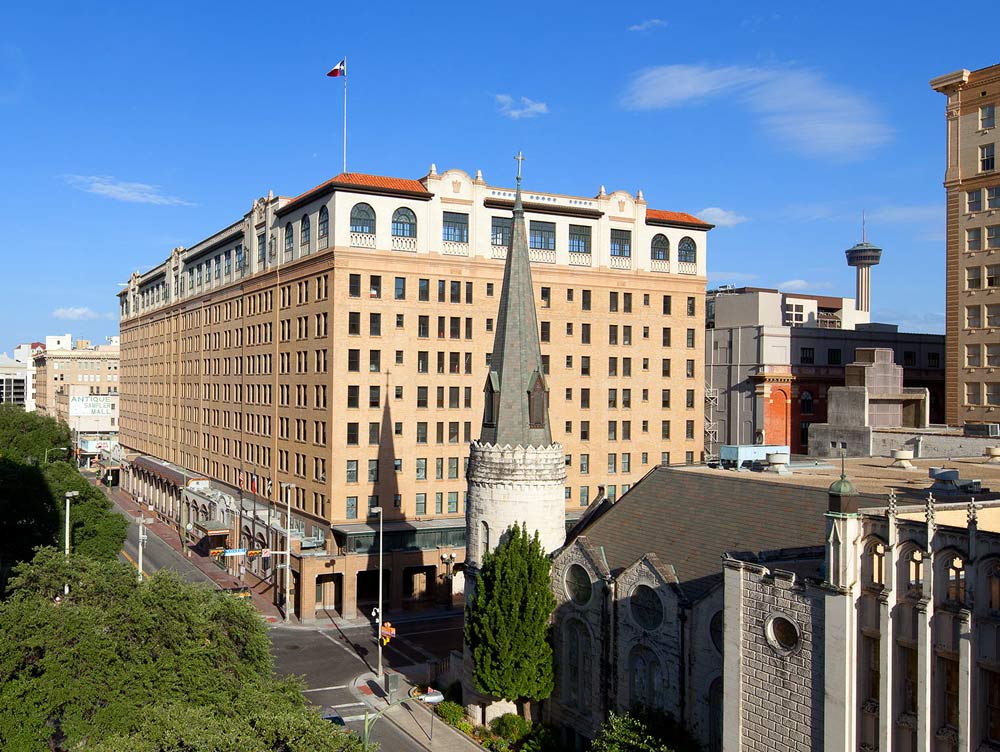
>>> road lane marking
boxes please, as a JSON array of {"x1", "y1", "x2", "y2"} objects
[
  {"x1": 328, "y1": 702, "x2": 366, "y2": 709},
  {"x1": 315, "y1": 629, "x2": 372, "y2": 666},
  {"x1": 303, "y1": 684, "x2": 348, "y2": 693},
  {"x1": 119, "y1": 549, "x2": 148, "y2": 579},
  {"x1": 341, "y1": 715, "x2": 367, "y2": 722}
]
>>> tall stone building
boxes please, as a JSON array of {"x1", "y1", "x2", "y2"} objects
[
  {"x1": 462, "y1": 160, "x2": 567, "y2": 722},
  {"x1": 931, "y1": 62, "x2": 1000, "y2": 426},
  {"x1": 116, "y1": 163, "x2": 709, "y2": 621}
]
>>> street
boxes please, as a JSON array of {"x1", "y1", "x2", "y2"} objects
[{"x1": 113, "y1": 503, "x2": 214, "y2": 585}]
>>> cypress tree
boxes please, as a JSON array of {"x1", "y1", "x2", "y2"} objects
[{"x1": 464, "y1": 522, "x2": 556, "y2": 703}]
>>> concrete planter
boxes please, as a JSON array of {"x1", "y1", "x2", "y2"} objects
[{"x1": 890, "y1": 449, "x2": 916, "y2": 470}]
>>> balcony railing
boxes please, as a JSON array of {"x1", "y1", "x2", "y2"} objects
[
  {"x1": 529, "y1": 247, "x2": 556, "y2": 264},
  {"x1": 491, "y1": 245, "x2": 507, "y2": 260},
  {"x1": 569, "y1": 252, "x2": 592, "y2": 267},
  {"x1": 610, "y1": 255, "x2": 632, "y2": 270},
  {"x1": 678, "y1": 261, "x2": 698, "y2": 275},
  {"x1": 651, "y1": 259, "x2": 670, "y2": 273},
  {"x1": 392, "y1": 236, "x2": 417, "y2": 252},
  {"x1": 350, "y1": 232, "x2": 376, "y2": 249},
  {"x1": 442, "y1": 241, "x2": 469, "y2": 256}
]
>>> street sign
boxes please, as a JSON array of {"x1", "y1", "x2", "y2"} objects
[
  {"x1": 223, "y1": 548, "x2": 247, "y2": 557},
  {"x1": 261, "y1": 549, "x2": 272, "y2": 558},
  {"x1": 210, "y1": 547, "x2": 225, "y2": 558},
  {"x1": 246, "y1": 549, "x2": 262, "y2": 557},
  {"x1": 380, "y1": 622, "x2": 396, "y2": 638}
]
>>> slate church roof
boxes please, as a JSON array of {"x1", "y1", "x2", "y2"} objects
[{"x1": 567, "y1": 465, "x2": 842, "y2": 603}]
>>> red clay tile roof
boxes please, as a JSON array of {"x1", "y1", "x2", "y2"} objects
[
  {"x1": 646, "y1": 208, "x2": 713, "y2": 228},
  {"x1": 278, "y1": 172, "x2": 432, "y2": 216}
]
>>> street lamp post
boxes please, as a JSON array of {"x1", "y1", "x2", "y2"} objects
[
  {"x1": 45, "y1": 447, "x2": 68, "y2": 464},
  {"x1": 279, "y1": 482, "x2": 296, "y2": 624},
  {"x1": 441, "y1": 552, "x2": 456, "y2": 609},
  {"x1": 369, "y1": 505, "x2": 384, "y2": 679},
  {"x1": 63, "y1": 490, "x2": 79, "y2": 595},
  {"x1": 361, "y1": 690, "x2": 443, "y2": 750},
  {"x1": 136, "y1": 516, "x2": 151, "y2": 583}
]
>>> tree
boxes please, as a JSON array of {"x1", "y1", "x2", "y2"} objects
[
  {"x1": 0, "y1": 549, "x2": 364, "y2": 752},
  {"x1": 590, "y1": 712, "x2": 675, "y2": 752},
  {"x1": 0, "y1": 403, "x2": 71, "y2": 464},
  {"x1": 464, "y1": 522, "x2": 556, "y2": 706}
]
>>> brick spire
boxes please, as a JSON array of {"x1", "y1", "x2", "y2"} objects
[{"x1": 479, "y1": 153, "x2": 551, "y2": 448}]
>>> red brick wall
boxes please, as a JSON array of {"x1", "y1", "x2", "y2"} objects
[{"x1": 763, "y1": 385, "x2": 790, "y2": 447}]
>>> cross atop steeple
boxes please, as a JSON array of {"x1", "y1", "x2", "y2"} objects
[{"x1": 514, "y1": 150, "x2": 525, "y2": 182}]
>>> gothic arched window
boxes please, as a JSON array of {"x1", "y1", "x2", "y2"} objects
[
  {"x1": 864, "y1": 540, "x2": 886, "y2": 588},
  {"x1": 284, "y1": 222, "x2": 294, "y2": 252},
  {"x1": 628, "y1": 645, "x2": 664, "y2": 711},
  {"x1": 528, "y1": 371, "x2": 547, "y2": 428},
  {"x1": 480, "y1": 520, "x2": 490, "y2": 560},
  {"x1": 564, "y1": 619, "x2": 593, "y2": 709},
  {"x1": 350, "y1": 203, "x2": 376, "y2": 234},
  {"x1": 947, "y1": 556, "x2": 966, "y2": 604}
]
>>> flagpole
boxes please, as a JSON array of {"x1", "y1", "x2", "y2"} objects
[{"x1": 343, "y1": 57, "x2": 348, "y2": 174}]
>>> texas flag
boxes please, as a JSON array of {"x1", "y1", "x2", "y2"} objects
[{"x1": 327, "y1": 59, "x2": 346, "y2": 78}]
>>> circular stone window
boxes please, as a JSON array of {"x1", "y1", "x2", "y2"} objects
[
  {"x1": 565, "y1": 564, "x2": 592, "y2": 606},
  {"x1": 709, "y1": 611, "x2": 724, "y2": 654},
  {"x1": 630, "y1": 584, "x2": 663, "y2": 630},
  {"x1": 764, "y1": 614, "x2": 801, "y2": 654}
]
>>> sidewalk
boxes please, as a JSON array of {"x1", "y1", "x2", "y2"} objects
[
  {"x1": 350, "y1": 670, "x2": 484, "y2": 752},
  {"x1": 90, "y1": 476, "x2": 287, "y2": 623}
]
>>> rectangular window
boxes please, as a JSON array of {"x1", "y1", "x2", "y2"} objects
[
  {"x1": 581, "y1": 388, "x2": 590, "y2": 409},
  {"x1": 988, "y1": 344, "x2": 1000, "y2": 367},
  {"x1": 346, "y1": 496, "x2": 358, "y2": 519},
  {"x1": 580, "y1": 421, "x2": 590, "y2": 440},
  {"x1": 416, "y1": 458, "x2": 427, "y2": 480},
  {"x1": 967, "y1": 343, "x2": 982, "y2": 367},
  {"x1": 662, "y1": 295, "x2": 672, "y2": 315},
  {"x1": 491, "y1": 216, "x2": 512, "y2": 247},
  {"x1": 368, "y1": 459, "x2": 378, "y2": 482},
  {"x1": 418, "y1": 315, "x2": 429, "y2": 338},
  {"x1": 395, "y1": 277, "x2": 406, "y2": 300},
  {"x1": 417, "y1": 422, "x2": 428, "y2": 443},
  {"x1": 370, "y1": 313, "x2": 381, "y2": 337},
  {"x1": 450, "y1": 281, "x2": 461, "y2": 303},
  {"x1": 607, "y1": 453, "x2": 617, "y2": 473},
  {"x1": 661, "y1": 420, "x2": 670, "y2": 439},
  {"x1": 991, "y1": 187, "x2": 1000, "y2": 210},
  {"x1": 982, "y1": 143, "x2": 996, "y2": 172},
  {"x1": 541, "y1": 287, "x2": 551, "y2": 308},
  {"x1": 529, "y1": 221, "x2": 556, "y2": 250},
  {"x1": 827, "y1": 348, "x2": 842, "y2": 366},
  {"x1": 928, "y1": 352, "x2": 940, "y2": 368},
  {"x1": 686, "y1": 389, "x2": 695, "y2": 408},
  {"x1": 568, "y1": 225, "x2": 592, "y2": 254},
  {"x1": 969, "y1": 227, "x2": 983, "y2": 251},
  {"x1": 969, "y1": 267, "x2": 983, "y2": 289},
  {"x1": 370, "y1": 276, "x2": 381, "y2": 299},
  {"x1": 581, "y1": 323, "x2": 591, "y2": 344},
  {"x1": 609, "y1": 291, "x2": 619, "y2": 312},
  {"x1": 608, "y1": 325, "x2": 618, "y2": 345},
  {"x1": 970, "y1": 188, "x2": 984, "y2": 212},
  {"x1": 349, "y1": 274, "x2": 361, "y2": 297},
  {"x1": 990, "y1": 226, "x2": 1000, "y2": 250},
  {"x1": 622, "y1": 453, "x2": 631, "y2": 473},
  {"x1": 346, "y1": 423, "x2": 359, "y2": 445},
  {"x1": 418, "y1": 278, "x2": 430, "y2": 301},
  {"x1": 348, "y1": 349, "x2": 360, "y2": 372},
  {"x1": 580, "y1": 486, "x2": 589, "y2": 506},
  {"x1": 442, "y1": 212, "x2": 469, "y2": 242},
  {"x1": 541, "y1": 321, "x2": 550, "y2": 342},
  {"x1": 346, "y1": 460, "x2": 358, "y2": 483},
  {"x1": 417, "y1": 351, "x2": 428, "y2": 373},
  {"x1": 662, "y1": 328, "x2": 671, "y2": 347},
  {"x1": 368, "y1": 422, "x2": 380, "y2": 444},
  {"x1": 967, "y1": 381, "x2": 982, "y2": 405},
  {"x1": 582, "y1": 289, "x2": 591, "y2": 311},
  {"x1": 447, "y1": 491, "x2": 459, "y2": 513},
  {"x1": 623, "y1": 292, "x2": 632, "y2": 313},
  {"x1": 989, "y1": 264, "x2": 1000, "y2": 287},
  {"x1": 415, "y1": 493, "x2": 426, "y2": 515},
  {"x1": 369, "y1": 385, "x2": 380, "y2": 408},
  {"x1": 686, "y1": 328, "x2": 696, "y2": 348},
  {"x1": 610, "y1": 229, "x2": 631, "y2": 257},
  {"x1": 800, "y1": 347, "x2": 815, "y2": 364},
  {"x1": 580, "y1": 453, "x2": 589, "y2": 474},
  {"x1": 662, "y1": 358, "x2": 671, "y2": 377},
  {"x1": 983, "y1": 105, "x2": 997, "y2": 129}
]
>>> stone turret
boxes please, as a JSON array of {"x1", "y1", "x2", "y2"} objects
[{"x1": 462, "y1": 154, "x2": 567, "y2": 723}]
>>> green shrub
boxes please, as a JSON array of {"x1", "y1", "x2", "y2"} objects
[
  {"x1": 435, "y1": 700, "x2": 465, "y2": 726},
  {"x1": 455, "y1": 720, "x2": 475, "y2": 736},
  {"x1": 473, "y1": 725, "x2": 493, "y2": 742},
  {"x1": 486, "y1": 737, "x2": 510, "y2": 752},
  {"x1": 491, "y1": 713, "x2": 530, "y2": 743},
  {"x1": 520, "y1": 723, "x2": 562, "y2": 752}
]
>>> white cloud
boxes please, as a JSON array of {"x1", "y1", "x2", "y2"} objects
[
  {"x1": 698, "y1": 207, "x2": 748, "y2": 227},
  {"x1": 495, "y1": 94, "x2": 549, "y2": 119},
  {"x1": 628, "y1": 18, "x2": 666, "y2": 32},
  {"x1": 778, "y1": 279, "x2": 833, "y2": 292},
  {"x1": 52, "y1": 306, "x2": 113, "y2": 321},
  {"x1": 64, "y1": 175, "x2": 194, "y2": 206},
  {"x1": 622, "y1": 64, "x2": 892, "y2": 159}
]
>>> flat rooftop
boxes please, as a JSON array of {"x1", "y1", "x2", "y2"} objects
[{"x1": 678, "y1": 455, "x2": 1000, "y2": 533}]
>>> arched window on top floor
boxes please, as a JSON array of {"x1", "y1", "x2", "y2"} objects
[
  {"x1": 350, "y1": 203, "x2": 376, "y2": 235},
  {"x1": 300, "y1": 214, "x2": 311, "y2": 247},
  {"x1": 800, "y1": 391, "x2": 814, "y2": 415},
  {"x1": 392, "y1": 207, "x2": 417, "y2": 237},
  {"x1": 318, "y1": 205, "x2": 329, "y2": 239},
  {"x1": 284, "y1": 222, "x2": 294, "y2": 253},
  {"x1": 863, "y1": 539, "x2": 886, "y2": 589},
  {"x1": 905, "y1": 548, "x2": 924, "y2": 597},
  {"x1": 946, "y1": 555, "x2": 966, "y2": 605},
  {"x1": 651, "y1": 234, "x2": 669, "y2": 261},
  {"x1": 679, "y1": 236, "x2": 697, "y2": 264}
]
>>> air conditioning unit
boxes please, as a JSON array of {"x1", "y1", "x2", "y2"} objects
[{"x1": 964, "y1": 422, "x2": 1000, "y2": 438}]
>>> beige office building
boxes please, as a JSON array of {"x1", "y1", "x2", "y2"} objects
[
  {"x1": 117, "y1": 166, "x2": 710, "y2": 620},
  {"x1": 932, "y1": 62, "x2": 1000, "y2": 425}
]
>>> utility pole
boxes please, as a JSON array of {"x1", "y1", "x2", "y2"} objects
[
  {"x1": 280, "y1": 482, "x2": 296, "y2": 623},
  {"x1": 63, "y1": 490, "x2": 79, "y2": 596}
]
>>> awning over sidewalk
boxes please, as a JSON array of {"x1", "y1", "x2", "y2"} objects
[
  {"x1": 131, "y1": 455, "x2": 205, "y2": 489},
  {"x1": 194, "y1": 518, "x2": 230, "y2": 536}
]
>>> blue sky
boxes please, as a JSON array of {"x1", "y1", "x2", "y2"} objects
[{"x1": 1, "y1": 1, "x2": 993, "y2": 351}]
